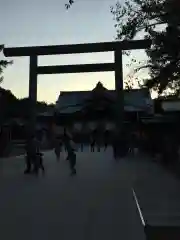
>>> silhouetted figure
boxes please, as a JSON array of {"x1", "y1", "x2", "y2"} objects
[
  {"x1": 104, "y1": 142, "x2": 108, "y2": 151},
  {"x1": 24, "y1": 135, "x2": 45, "y2": 176},
  {"x1": 63, "y1": 128, "x2": 67, "y2": 152},
  {"x1": 64, "y1": 133, "x2": 76, "y2": 176},
  {"x1": 161, "y1": 134, "x2": 178, "y2": 165},
  {"x1": 90, "y1": 136, "x2": 95, "y2": 152},
  {"x1": 112, "y1": 133, "x2": 119, "y2": 160},
  {"x1": 32, "y1": 135, "x2": 45, "y2": 176},
  {"x1": 112, "y1": 130, "x2": 128, "y2": 159},
  {"x1": 129, "y1": 132, "x2": 139, "y2": 155},
  {"x1": 24, "y1": 136, "x2": 34, "y2": 174},
  {"x1": 104, "y1": 130, "x2": 109, "y2": 151},
  {"x1": 54, "y1": 136, "x2": 62, "y2": 161},
  {"x1": 24, "y1": 154, "x2": 32, "y2": 174},
  {"x1": 35, "y1": 152, "x2": 45, "y2": 175}
]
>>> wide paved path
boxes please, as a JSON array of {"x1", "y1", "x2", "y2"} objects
[
  {"x1": 0, "y1": 147, "x2": 180, "y2": 239},
  {"x1": 0, "y1": 147, "x2": 146, "y2": 240}
]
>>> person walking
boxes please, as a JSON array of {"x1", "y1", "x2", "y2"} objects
[
  {"x1": 90, "y1": 135, "x2": 95, "y2": 152},
  {"x1": 63, "y1": 132, "x2": 77, "y2": 176},
  {"x1": 112, "y1": 133, "x2": 119, "y2": 160},
  {"x1": 112, "y1": 130, "x2": 128, "y2": 160},
  {"x1": 129, "y1": 132, "x2": 137, "y2": 155},
  {"x1": 54, "y1": 136, "x2": 62, "y2": 161},
  {"x1": 104, "y1": 130, "x2": 109, "y2": 151},
  {"x1": 36, "y1": 152, "x2": 45, "y2": 174},
  {"x1": 31, "y1": 135, "x2": 45, "y2": 176},
  {"x1": 24, "y1": 136, "x2": 35, "y2": 174}
]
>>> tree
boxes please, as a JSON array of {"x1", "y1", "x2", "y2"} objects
[
  {"x1": 65, "y1": 0, "x2": 180, "y2": 95},
  {"x1": 0, "y1": 87, "x2": 17, "y2": 122},
  {"x1": 111, "y1": 0, "x2": 180, "y2": 94},
  {"x1": 0, "y1": 45, "x2": 13, "y2": 84}
]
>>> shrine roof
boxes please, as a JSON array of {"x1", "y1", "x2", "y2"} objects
[{"x1": 56, "y1": 83, "x2": 153, "y2": 114}]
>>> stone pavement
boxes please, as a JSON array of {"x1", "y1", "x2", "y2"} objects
[
  {"x1": 133, "y1": 155, "x2": 180, "y2": 227},
  {"x1": 0, "y1": 147, "x2": 145, "y2": 240},
  {"x1": 0, "y1": 147, "x2": 180, "y2": 239}
]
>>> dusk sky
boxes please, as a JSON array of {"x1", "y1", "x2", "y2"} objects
[{"x1": 0, "y1": 0, "x2": 149, "y2": 103}]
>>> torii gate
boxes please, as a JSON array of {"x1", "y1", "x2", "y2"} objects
[{"x1": 3, "y1": 40, "x2": 151, "y2": 137}]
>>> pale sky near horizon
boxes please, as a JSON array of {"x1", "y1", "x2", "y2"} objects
[{"x1": 0, "y1": 0, "x2": 150, "y2": 103}]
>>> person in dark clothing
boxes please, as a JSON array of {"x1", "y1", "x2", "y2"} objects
[
  {"x1": 54, "y1": 136, "x2": 62, "y2": 161},
  {"x1": 161, "y1": 134, "x2": 179, "y2": 165},
  {"x1": 69, "y1": 152, "x2": 76, "y2": 175},
  {"x1": 63, "y1": 133, "x2": 77, "y2": 176},
  {"x1": 35, "y1": 152, "x2": 45, "y2": 175},
  {"x1": 104, "y1": 141, "x2": 108, "y2": 151},
  {"x1": 112, "y1": 133, "x2": 119, "y2": 160},
  {"x1": 90, "y1": 136, "x2": 95, "y2": 152},
  {"x1": 129, "y1": 132, "x2": 138, "y2": 155},
  {"x1": 80, "y1": 135, "x2": 84, "y2": 152},
  {"x1": 31, "y1": 135, "x2": 45, "y2": 176},
  {"x1": 24, "y1": 137, "x2": 34, "y2": 174},
  {"x1": 104, "y1": 130, "x2": 109, "y2": 151},
  {"x1": 112, "y1": 130, "x2": 128, "y2": 160},
  {"x1": 24, "y1": 134, "x2": 45, "y2": 176},
  {"x1": 24, "y1": 154, "x2": 32, "y2": 174}
]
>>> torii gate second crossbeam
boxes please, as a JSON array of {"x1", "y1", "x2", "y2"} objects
[{"x1": 3, "y1": 40, "x2": 151, "y2": 137}]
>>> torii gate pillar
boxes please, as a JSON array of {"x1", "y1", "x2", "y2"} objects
[
  {"x1": 29, "y1": 55, "x2": 38, "y2": 137},
  {"x1": 115, "y1": 49, "x2": 123, "y2": 133}
]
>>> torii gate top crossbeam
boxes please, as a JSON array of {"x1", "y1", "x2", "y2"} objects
[{"x1": 3, "y1": 39, "x2": 151, "y2": 57}]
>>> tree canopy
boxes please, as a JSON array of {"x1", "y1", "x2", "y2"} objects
[
  {"x1": 111, "y1": 0, "x2": 180, "y2": 94},
  {"x1": 0, "y1": 45, "x2": 12, "y2": 84},
  {"x1": 0, "y1": 87, "x2": 54, "y2": 123},
  {"x1": 65, "y1": 0, "x2": 180, "y2": 95}
]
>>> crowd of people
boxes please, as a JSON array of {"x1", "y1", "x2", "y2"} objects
[
  {"x1": 23, "y1": 128, "x2": 111, "y2": 177},
  {"x1": 24, "y1": 130, "x2": 77, "y2": 176},
  {"x1": 23, "y1": 126, "x2": 180, "y2": 177}
]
